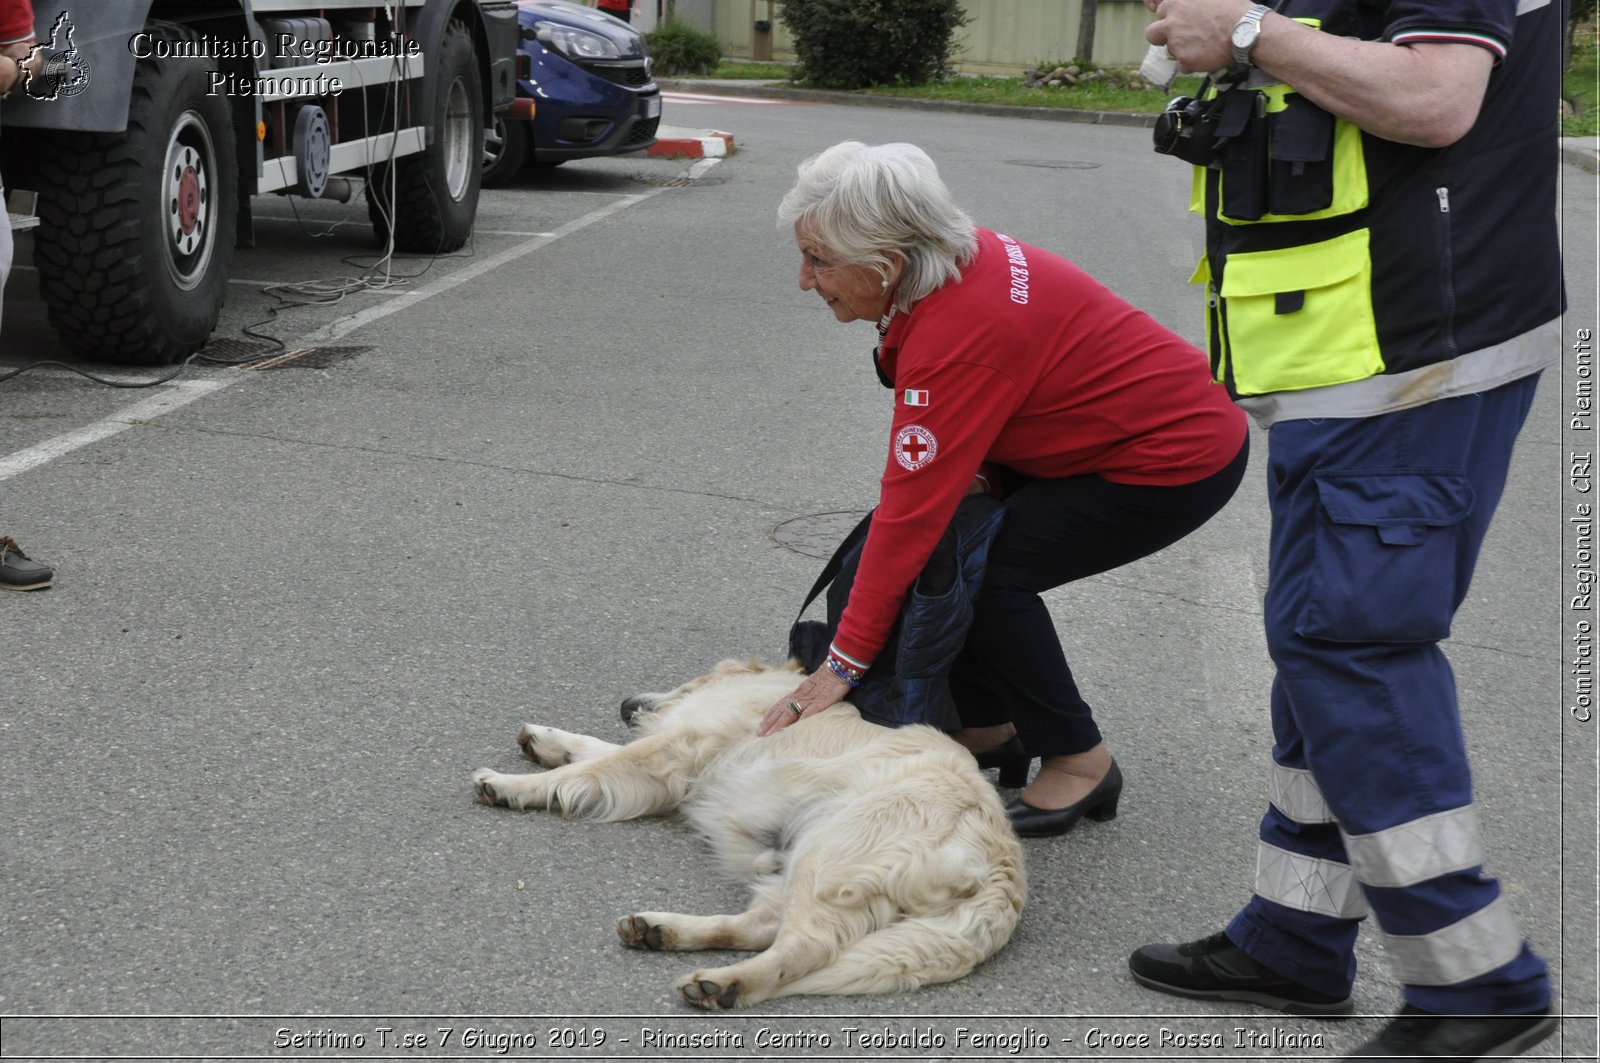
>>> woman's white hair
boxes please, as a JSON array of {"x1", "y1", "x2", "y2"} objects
[{"x1": 778, "y1": 141, "x2": 978, "y2": 310}]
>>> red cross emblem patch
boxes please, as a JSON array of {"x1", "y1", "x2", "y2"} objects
[{"x1": 894, "y1": 424, "x2": 937, "y2": 471}]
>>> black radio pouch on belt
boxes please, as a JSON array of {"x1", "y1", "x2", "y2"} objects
[
  {"x1": 1216, "y1": 86, "x2": 1269, "y2": 221},
  {"x1": 1267, "y1": 92, "x2": 1336, "y2": 215}
]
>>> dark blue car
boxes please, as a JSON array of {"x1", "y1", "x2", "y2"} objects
[{"x1": 484, "y1": 0, "x2": 661, "y2": 185}]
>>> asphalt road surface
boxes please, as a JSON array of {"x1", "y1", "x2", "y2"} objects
[{"x1": 2, "y1": 93, "x2": 1596, "y2": 1061}]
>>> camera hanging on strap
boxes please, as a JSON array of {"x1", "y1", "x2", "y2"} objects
[
  {"x1": 1152, "y1": 72, "x2": 1248, "y2": 166},
  {"x1": 1152, "y1": 0, "x2": 1287, "y2": 166}
]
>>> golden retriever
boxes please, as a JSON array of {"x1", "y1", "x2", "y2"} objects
[{"x1": 471, "y1": 658, "x2": 1026, "y2": 1010}]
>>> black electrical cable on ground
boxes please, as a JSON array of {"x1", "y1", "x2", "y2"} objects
[{"x1": 0, "y1": 350, "x2": 203, "y2": 388}]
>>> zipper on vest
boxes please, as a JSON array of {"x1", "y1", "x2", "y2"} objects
[
  {"x1": 1435, "y1": 186, "x2": 1459, "y2": 359},
  {"x1": 1206, "y1": 280, "x2": 1227, "y2": 384},
  {"x1": 1212, "y1": 281, "x2": 1239, "y2": 392}
]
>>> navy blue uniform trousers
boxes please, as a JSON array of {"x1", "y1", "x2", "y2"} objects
[{"x1": 1226, "y1": 374, "x2": 1549, "y2": 1015}]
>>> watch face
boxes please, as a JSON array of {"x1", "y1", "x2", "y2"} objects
[{"x1": 1232, "y1": 20, "x2": 1258, "y2": 47}]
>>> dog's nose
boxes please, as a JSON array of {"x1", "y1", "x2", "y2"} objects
[{"x1": 620, "y1": 694, "x2": 653, "y2": 727}]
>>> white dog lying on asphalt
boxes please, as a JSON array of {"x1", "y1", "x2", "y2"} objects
[{"x1": 472, "y1": 657, "x2": 1026, "y2": 1010}]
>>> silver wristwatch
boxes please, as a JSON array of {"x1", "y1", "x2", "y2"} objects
[{"x1": 1229, "y1": 4, "x2": 1271, "y2": 71}]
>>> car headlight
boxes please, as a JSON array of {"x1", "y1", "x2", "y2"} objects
[{"x1": 535, "y1": 24, "x2": 622, "y2": 60}]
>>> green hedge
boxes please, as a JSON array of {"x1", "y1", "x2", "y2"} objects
[
  {"x1": 645, "y1": 18, "x2": 722, "y2": 76},
  {"x1": 778, "y1": 0, "x2": 970, "y2": 89}
]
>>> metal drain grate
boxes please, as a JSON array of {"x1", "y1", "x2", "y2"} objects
[
  {"x1": 772, "y1": 511, "x2": 870, "y2": 559},
  {"x1": 246, "y1": 345, "x2": 372, "y2": 370},
  {"x1": 195, "y1": 338, "x2": 281, "y2": 363}
]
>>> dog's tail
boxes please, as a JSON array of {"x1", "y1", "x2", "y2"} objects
[{"x1": 775, "y1": 859, "x2": 1026, "y2": 998}]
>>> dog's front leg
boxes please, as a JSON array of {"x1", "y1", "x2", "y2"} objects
[
  {"x1": 472, "y1": 732, "x2": 687, "y2": 822},
  {"x1": 517, "y1": 724, "x2": 620, "y2": 767}
]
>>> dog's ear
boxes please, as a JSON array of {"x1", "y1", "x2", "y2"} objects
[
  {"x1": 709, "y1": 657, "x2": 764, "y2": 678},
  {"x1": 738, "y1": 655, "x2": 807, "y2": 676}
]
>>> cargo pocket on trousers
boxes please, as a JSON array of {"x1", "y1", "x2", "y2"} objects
[{"x1": 1296, "y1": 473, "x2": 1476, "y2": 644}]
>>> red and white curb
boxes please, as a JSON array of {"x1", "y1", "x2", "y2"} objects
[{"x1": 648, "y1": 125, "x2": 735, "y2": 159}]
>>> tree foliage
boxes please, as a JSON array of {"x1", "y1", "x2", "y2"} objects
[{"x1": 1573, "y1": 2, "x2": 1598, "y2": 58}]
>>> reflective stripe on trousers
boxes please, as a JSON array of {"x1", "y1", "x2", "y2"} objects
[{"x1": 1257, "y1": 765, "x2": 1520, "y2": 985}]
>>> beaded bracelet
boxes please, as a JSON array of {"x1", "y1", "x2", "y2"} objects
[{"x1": 825, "y1": 656, "x2": 863, "y2": 688}]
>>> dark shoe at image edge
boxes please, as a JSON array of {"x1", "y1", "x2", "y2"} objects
[{"x1": 1343, "y1": 1003, "x2": 1557, "y2": 1061}]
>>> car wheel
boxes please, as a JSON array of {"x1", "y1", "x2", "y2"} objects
[{"x1": 482, "y1": 114, "x2": 529, "y2": 188}]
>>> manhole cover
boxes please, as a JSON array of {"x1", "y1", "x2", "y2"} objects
[
  {"x1": 629, "y1": 171, "x2": 694, "y2": 188},
  {"x1": 1004, "y1": 159, "x2": 1102, "y2": 170},
  {"x1": 772, "y1": 511, "x2": 869, "y2": 559}
]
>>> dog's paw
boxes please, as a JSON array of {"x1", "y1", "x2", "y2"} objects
[
  {"x1": 517, "y1": 724, "x2": 574, "y2": 768},
  {"x1": 676, "y1": 973, "x2": 742, "y2": 1011},
  {"x1": 617, "y1": 915, "x2": 675, "y2": 951},
  {"x1": 516, "y1": 724, "x2": 560, "y2": 766},
  {"x1": 472, "y1": 768, "x2": 517, "y2": 809}
]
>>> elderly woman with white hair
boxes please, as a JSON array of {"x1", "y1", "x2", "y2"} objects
[{"x1": 757, "y1": 141, "x2": 1248, "y2": 838}]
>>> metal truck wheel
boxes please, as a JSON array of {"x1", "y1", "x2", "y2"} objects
[
  {"x1": 32, "y1": 42, "x2": 237, "y2": 365},
  {"x1": 481, "y1": 113, "x2": 529, "y2": 188},
  {"x1": 368, "y1": 20, "x2": 482, "y2": 251}
]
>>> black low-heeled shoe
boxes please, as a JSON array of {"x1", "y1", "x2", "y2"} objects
[
  {"x1": 1005, "y1": 759, "x2": 1123, "y2": 838},
  {"x1": 971, "y1": 735, "x2": 1032, "y2": 788}
]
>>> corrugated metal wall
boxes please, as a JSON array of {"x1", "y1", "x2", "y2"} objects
[{"x1": 703, "y1": 0, "x2": 1154, "y2": 73}]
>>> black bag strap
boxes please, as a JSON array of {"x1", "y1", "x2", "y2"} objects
[{"x1": 791, "y1": 510, "x2": 873, "y2": 626}]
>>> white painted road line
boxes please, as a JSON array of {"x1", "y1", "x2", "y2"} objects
[
  {"x1": 687, "y1": 158, "x2": 723, "y2": 180},
  {"x1": 1, "y1": 189, "x2": 671, "y2": 480},
  {"x1": 299, "y1": 191, "x2": 661, "y2": 345},
  {"x1": 0, "y1": 378, "x2": 235, "y2": 482}
]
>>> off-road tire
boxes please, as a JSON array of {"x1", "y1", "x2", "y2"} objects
[
  {"x1": 32, "y1": 40, "x2": 237, "y2": 365},
  {"x1": 367, "y1": 20, "x2": 482, "y2": 251}
]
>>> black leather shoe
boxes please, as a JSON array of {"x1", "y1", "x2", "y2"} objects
[
  {"x1": 1004, "y1": 760, "x2": 1122, "y2": 837},
  {"x1": 972, "y1": 735, "x2": 1032, "y2": 787},
  {"x1": 1344, "y1": 1003, "x2": 1556, "y2": 1060},
  {"x1": 0, "y1": 536, "x2": 52, "y2": 591},
  {"x1": 1129, "y1": 930, "x2": 1354, "y2": 1015}
]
